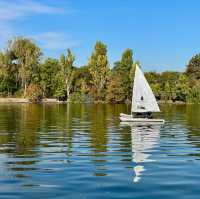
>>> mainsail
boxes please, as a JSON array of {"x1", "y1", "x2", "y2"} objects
[{"x1": 131, "y1": 65, "x2": 160, "y2": 113}]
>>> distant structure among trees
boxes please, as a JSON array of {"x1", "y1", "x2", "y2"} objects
[{"x1": 0, "y1": 37, "x2": 200, "y2": 103}]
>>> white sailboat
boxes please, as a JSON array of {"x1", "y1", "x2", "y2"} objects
[{"x1": 120, "y1": 65, "x2": 164, "y2": 124}]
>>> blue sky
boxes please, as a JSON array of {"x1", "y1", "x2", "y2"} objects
[{"x1": 0, "y1": 0, "x2": 200, "y2": 71}]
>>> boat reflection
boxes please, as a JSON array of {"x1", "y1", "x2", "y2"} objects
[{"x1": 121, "y1": 122, "x2": 161, "y2": 182}]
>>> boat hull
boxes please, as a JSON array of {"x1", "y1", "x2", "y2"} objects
[{"x1": 119, "y1": 113, "x2": 165, "y2": 124}]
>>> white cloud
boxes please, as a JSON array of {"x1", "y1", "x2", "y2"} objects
[
  {"x1": 0, "y1": 0, "x2": 65, "y2": 21},
  {"x1": 0, "y1": 0, "x2": 77, "y2": 51},
  {"x1": 32, "y1": 32, "x2": 79, "y2": 50}
]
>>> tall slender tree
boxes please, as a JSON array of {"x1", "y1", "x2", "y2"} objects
[
  {"x1": 55, "y1": 49, "x2": 75, "y2": 100},
  {"x1": 88, "y1": 41, "x2": 109, "y2": 100}
]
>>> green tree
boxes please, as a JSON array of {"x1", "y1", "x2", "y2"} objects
[
  {"x1": 163, "y1": 81, "x2": 171, "y2": 101},
  {"x1": 175, "y1": 74, "x2": 189, "y2": 102},
  {"x1": 70, "y1": 66, "x2": 92, "y2": 102},
  {"x1": 40, "y1": 58, "x2": 59, "y2": 97},
  {"x1": 186, "y1": 54, "x2": 200, "y2": 80},
  {"x1": 113, "y1": 49, "x2": 136, "y2": 100},
  {"x1": 7, "y1": 37, "x2": 42, "y2": 95},
  {"x1": 0, "y1": 52, "x2": 19, "y2": 95},
  {"x1": 2, "y1": 36, "x2": 200, "y2": 104},
  {"x1": 73, "y1": 66, "x2": 91, "y2": 94},
  {"x1": 187, "y1": 80, "x2": 200, "y2": 103},
  {"x1": 54, "y1": 49, "x2": 75, "y2": 100},
  {"x1": 160, "y1": 71, "x2": 180, "y2": 101},
  {"x1": 145, "y1": 71, "x2": 161, "y2": 99},
  {"x1": 88, "y1": 41, "x2": 109, "y2": 100},
  {"x1": 61, "y1": 49, "x2": 75, "y2": 98},
  {"x1": 106, "y1": 72, "x2": 125, "y2": 103}
]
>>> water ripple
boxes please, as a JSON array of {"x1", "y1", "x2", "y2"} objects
[{"x1": 0, "y1": 104, "x2": 200, "y2": 198}]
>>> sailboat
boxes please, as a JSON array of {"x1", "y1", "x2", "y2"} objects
[{"x1": 119, "y1": 65, "x2": 164, "y2": 124}]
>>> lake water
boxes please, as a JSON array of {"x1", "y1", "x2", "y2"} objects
[{"x1": 0, "y1": 103, "x2": 200, "y2": 199}]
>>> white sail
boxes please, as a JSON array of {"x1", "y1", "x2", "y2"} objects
[{"x1": 131, "y1": 65, "x2": 160, "y2": 113}]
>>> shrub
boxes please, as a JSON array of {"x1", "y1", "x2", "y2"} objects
[
  {"x1": 54, "y1": 87, "x2": 67, "y2": 101},
  {"x1": 26, "y1": 84, "x2": 43, "y2": 102},
  {"x1": 69, "y1": 92, "x2": 92, "y2": 103},
  {"x1": 14, "y1": 89, "x2": 24, "y2": 98}
]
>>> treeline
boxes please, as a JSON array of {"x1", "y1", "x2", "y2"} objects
[{"x1": 0, "y1": 37, "x2": 200, "y2": 103}]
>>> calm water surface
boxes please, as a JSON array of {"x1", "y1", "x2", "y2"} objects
[{"x1": 0, "y1": 103, "x2": 200, "y2": 199}]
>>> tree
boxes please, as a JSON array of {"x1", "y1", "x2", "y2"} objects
[
  {"x1": 113, "y1": 49, "x2": 136, "y2": 100},
  {"x1": 2, "y1": 36, "x2": 200, "y2": 104},
  {"x1": 7, "y1": 37, "x2": 42, "y2": 96},
  {"x1": 106, "y1": 72, "x2": 125, "y2": 103},
  {"x1": 54, "y1": 49, "x2": 75, "y2": 100},
  {"x1": 70, "y1": 66, "x2": 92, "y2": 102},
  {"x1": 61, "y1": 49, "x2": 75, "y2": 98},
  {"x1": 145, "y1": 71, "x2": 161, "y2": 99},
  {"x1": 26, "y1": 84, "x2": 42, "y2": 102},
  {"x1": 175, "y1": 74, "x2": 189, "y2": 102},
  {"x1": 39, "y1": 58, "x2": 59, "y2": 97},
  {"x1": 186, "y1": 54, "x2": 200, "y2": 80},
  {"x1": 73, "y1": 66, "x2": 91, "y2": 94},
  {"x1": 88, "y1": 41, "x2": 109, "y2": 100},
  {"x1": 159, "y1": 71, "x2": 180, "y2": 101},
  {"x1": 187, "y1": 80, "x2": 200, "y2": 103},
  {"x1": 0, "y1": 52, "x2": 19, "y2": 95},
  {"x1": 163, "y1": 81, "x2": 171, "y2": 101}
]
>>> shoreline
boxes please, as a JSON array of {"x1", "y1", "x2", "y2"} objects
[
  {"x1": 158, "y1": 100, "x2": 186, "y2": 105},
  {"x1": 0, "y1": 98, "x2": 192, "y2": 105},
  {"x1": 0, "y1": 98, "x2": 66, "y2": 104}
]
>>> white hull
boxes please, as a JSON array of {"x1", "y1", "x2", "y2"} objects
[{"x1": 119, "y1": 113, "x2": 165, "y2": 125}]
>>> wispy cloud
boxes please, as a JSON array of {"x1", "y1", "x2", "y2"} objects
[
  {"x1": 32, "y1": 32, "x2": 79, "y2": 50},
  {"x1": 0, "y1": 0, "x2": 65, "y2": 21},
  {"x1": 0, "y1": 0, "x2": 77, "y2": 52}
]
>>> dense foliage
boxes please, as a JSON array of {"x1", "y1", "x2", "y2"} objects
[
  {"x1": 26, "y1": 84, "x2": 42, "y2": 102},
  {"x1": 0, "y1": 37, "x2": 200, "y2": 103}
]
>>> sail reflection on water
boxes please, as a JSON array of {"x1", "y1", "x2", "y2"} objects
[{"x1": 121, "y1": 123, "x2": 161, "y2": 182}]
